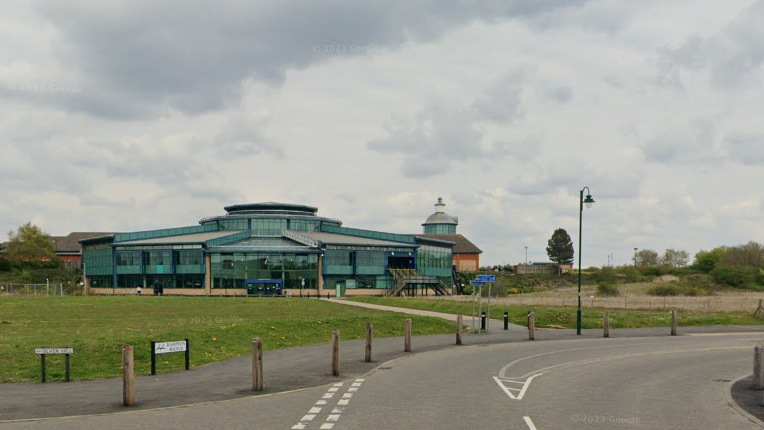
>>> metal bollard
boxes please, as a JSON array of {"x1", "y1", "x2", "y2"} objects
[
  {"x1": 671, "y1": 310, "x2": 677, "y2": 336},
  {"x1": 504, "y1": 312, "x2": 509, "y2": 330},
  {"x1": 481, "y1": 312, "x2": 486, "y2": 331}
]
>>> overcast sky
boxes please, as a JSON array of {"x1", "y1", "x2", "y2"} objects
[{"x1": 2, "y1": 0, "x2": 763, "y2": 267}]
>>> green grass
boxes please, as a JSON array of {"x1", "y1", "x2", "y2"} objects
[
  {"x1": 351, "y1": 297, "x2": 764, "y2": 330},
  {"x1": 0, "y1": 297, "x2": 454, "y2": 383}
]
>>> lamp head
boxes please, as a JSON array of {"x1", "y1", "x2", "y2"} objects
[{"x1": 584, "y1": 194, "x2": 595, "y2": 209}]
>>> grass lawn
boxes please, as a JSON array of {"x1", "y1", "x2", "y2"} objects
[
  {"x1": 0, "y1": 297, "x2": 454, "y2": 383},
  {"x1": 351, "y1": 297, "x2": 764, "y2": 330}
]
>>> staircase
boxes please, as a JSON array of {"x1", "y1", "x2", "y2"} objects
[{"x1": 385, "y1": 269, "x2": 452, "y2": 297}]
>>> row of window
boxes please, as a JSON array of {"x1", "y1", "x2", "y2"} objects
[
  {"x1": 89, "y1": 275, "x2": 205, "y2": 289},
  {"x1": 116, "y1": 250, "x2": 203, "y2": 267}
]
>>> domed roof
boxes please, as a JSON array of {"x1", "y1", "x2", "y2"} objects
[{"x1": 422, "y1": 197, "x2": 458, "y2": 226}]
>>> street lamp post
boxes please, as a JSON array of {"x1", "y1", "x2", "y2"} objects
[
  {"x1": 634, "y1": 248, "x2": 638, "y2": 269},
  {"x1": 524, "y1": 246, "x2": 528, "y2": 266},
  {"x1": 577, "y1": 187, "x2": 595, "y2": 335}
]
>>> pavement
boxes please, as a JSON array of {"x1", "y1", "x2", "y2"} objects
[{"x1": 2, "y1": 299, "x2": 764, "y2": 423}]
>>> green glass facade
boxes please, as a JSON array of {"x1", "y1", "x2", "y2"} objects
[
  {"x1": 82, "y1": 203, "x2": 454, "y2": 295},
  {"x1": 424, "y1": 224, "x2": 457, "y2": 234}
]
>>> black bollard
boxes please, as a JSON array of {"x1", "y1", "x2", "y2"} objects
[
  {"x1": 481, "y1": 312, "x2": 486, "y2": 330},
  {"x1": 504, "y1": 312, "x2": 509, "y2": 330}
]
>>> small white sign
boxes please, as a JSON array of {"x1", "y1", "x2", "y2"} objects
[
  {"x1": 35, "y1": 348, "x2": 73, "y2": 355},
  {"x1": 154, "y1": 341, "x2": 187, "y2": 354}
]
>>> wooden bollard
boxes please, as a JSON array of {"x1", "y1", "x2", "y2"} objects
[
  {"x1": 404, "y1": 319, "x2": 412, "y2": 352},
  {"x1": 456, "y1": 315, "x2": 463, "y2": 345},
  {"x1": 671, "y1": 310, "x2": 677, "y2": 336},
  {"x1": 252, "y1": 338, "x2": 263, "y2": 391},
  {"x1": 122, "y1": 345, "x2": 135, "y2": 407},
  {"x1": 754, "y1": 344, "x2": 764, "y2": 390},
  {"x1": 528, "y1": 312, "x2": 535, "y2": 341},
  {"x1": 365, "y1": 324, "x2": 373, "y2": 363},
  {"x1": 604, "y1": 311, "x2": 610, "y2": 338},
  {"x1": 331, "y1": 331, "x2": 340, "y2": 376}
]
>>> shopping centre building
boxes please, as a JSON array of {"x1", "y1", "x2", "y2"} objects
[{"x1": 81, "y1": 201, "x2": 473, "y2": 297}]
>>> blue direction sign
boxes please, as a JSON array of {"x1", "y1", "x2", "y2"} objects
[
  {"x1": 470, "y1": 281, "x2": 483, "y2": 287},
  {"x1": 477, "y1": 275, "x2": 496, "y2": 283}
]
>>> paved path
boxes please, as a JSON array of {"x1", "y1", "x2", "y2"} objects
[
  {"x1": 328, "y1": 298, "x2": 527, "y2": 331},
  {"x1": 1, "y1": 298, "x2": 762, "y2": 422}
]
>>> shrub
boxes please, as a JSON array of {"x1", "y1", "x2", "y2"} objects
[
  {"x1": 647, "y1": 282, "x2": 708, "y2": 296},
  {"x1": 712, "y1": 265, "x2": 759, "y2": 288},
  {"x1": 597, "y1": 283, "x2": 620, "y2": 296}
]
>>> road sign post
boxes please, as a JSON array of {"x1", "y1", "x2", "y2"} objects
[
  {"x1": 470, "y1": 281, "x2": 483, "y2": 332},
  {"x1": 477, "y1": 276, "x2": 496, "y2": 330},
  {"x1": 35, "y1": 348, "x2": 73, "y2": 383},
  {"x1": 151, "y1": 339, "x2": 190, "y2": 375}
]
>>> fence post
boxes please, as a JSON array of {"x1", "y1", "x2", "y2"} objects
[
  {"x1": 404, "y1": 319, "x2": 412, "y2": 352},
  {"x1": 456, "y1": 315, "x2": 463, "y2": 345},
  {"x1": 528, "y1": 312, "x2": 535, "y2": 341},
  {"x1": 671, "y1": 310, "x2": 677, "y2": 336},
  {"x1": 123, "y1": 345, "x2": 135, "y2": 407},
  {"x1": 331, "y1": 331, "x2": 340, "y2": 376},
  {"x1": 252, "y1": 338, "x2": 263, "y2": 391},
  {"x1": 603, "y1": 311, "x2": 610, "y2": 338},
  {"x1": 365, "y1": 324, "x2": 373, "y2": 363}
]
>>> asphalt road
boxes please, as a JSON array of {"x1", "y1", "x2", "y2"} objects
[{"x1": 2, "y1": 333, "x2": 762, "y2": 430}]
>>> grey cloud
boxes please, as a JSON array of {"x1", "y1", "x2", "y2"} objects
[
  {"x1": 641, "y1": 121, "x2": 719, "y2": 165},
  {"x1": 368, "y1": 70, "x2": 535, "y2": 178},
  {"x1": 31, "y1": 0, "x2": 590, "y2": 119},
  {"x1": 654, "y1": 1, "x2": 764, "y2": 90},
  {"x1": 725, "y1": 134, "x2": 764, "y2": 165}
]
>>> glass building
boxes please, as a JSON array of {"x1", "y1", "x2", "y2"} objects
[{"x1": 81, "y1": 203, "x2": 455, "y2": 297}]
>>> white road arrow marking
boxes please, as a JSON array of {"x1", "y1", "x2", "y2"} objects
[{"x1": 493, "y1": 374, "x2": 541, "y2": 400}]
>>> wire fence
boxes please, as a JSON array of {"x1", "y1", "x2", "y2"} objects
[
  {"x1": 1, "y1": 284, "x2": 66, "y2": 298},
  {"x1": 435, "y1": 294, "x2": 764, "y2": 314}
]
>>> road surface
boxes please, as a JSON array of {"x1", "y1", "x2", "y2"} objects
[{"x1": 2, "y1": 333, "x2": 762, "y2": 429}]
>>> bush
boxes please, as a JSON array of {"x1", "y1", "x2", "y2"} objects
[
  {"x1": 712, "y1": 265, "x2": 760, "y2": 288},
  {"x1": 0, "y1": 258, "x2": 10, "y2": 272},
  {"x1": 597, "y1": 283, "x2": 620, "y2": 296},
  {"x1": 647, "y1": 282, "x2": 708, "y2": 296}
]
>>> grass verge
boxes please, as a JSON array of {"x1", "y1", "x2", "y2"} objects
[
  {"x1": 0, "y1": 296, "x2": 454, "y2": 383},
  {"x1": 351, "y1": 297, "x2": 764, "y2": 330}
]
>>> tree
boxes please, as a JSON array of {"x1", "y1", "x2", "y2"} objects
[
  {"x1": 5, "y1": 222, "x2": 60, "y2": 268},
  {"x1": 546, "y1": 228, "x2": 574, "y2": 265},
  {"x1": 633, "y1": 249, "x2": 659, "y2": 267},
  {"x1": 693, "y1": 248, "x2": 725, "y2": 273},
  {"x1": 660, "y1": 249, "x2": 690, "y2": 268}
]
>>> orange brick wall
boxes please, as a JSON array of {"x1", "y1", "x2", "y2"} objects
[{"x1": 454, "y1": 254, "x2": 480, "y2": 272}]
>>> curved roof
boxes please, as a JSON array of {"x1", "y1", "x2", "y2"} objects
[
  {"x1": 224, "y1": 202, "x2": 318, "y2": 215},
  {"x1": 421, "y1": 197, "x2": 458, "y2": 226},
  {"x1": 422, "y1": 212, "x2": 458, "y2": 226}
]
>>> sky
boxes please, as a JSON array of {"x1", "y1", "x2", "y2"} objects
[{"x1": 2, "y1": 0, "x2": 764, "y2": 267}]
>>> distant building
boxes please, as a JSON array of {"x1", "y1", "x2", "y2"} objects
[
  {"x1": 1, "y1": 232, "x2": 115, "y2": 269},
  {"x1": 79, "y1": 202, "x2": 454, "y2": 297},
  {"x1": 412, "y1": 198, "x2": 482, "y2": 272}
]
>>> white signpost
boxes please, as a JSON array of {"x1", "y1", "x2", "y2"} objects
[
  {"x1": 151, "y1": 339, "x2": 190, "y2": 375},
  {"x1": 35, "y1": 347, "x2": 73, "y2": 382}
]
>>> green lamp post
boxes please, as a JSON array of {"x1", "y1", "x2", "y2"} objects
[{"x1": 577, "y1": 187, "x2": 595, "y2": 335}]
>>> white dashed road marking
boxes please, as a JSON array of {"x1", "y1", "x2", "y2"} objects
[{"x1": 291, "y1": 379, "x2": 365, "y2": 429}]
